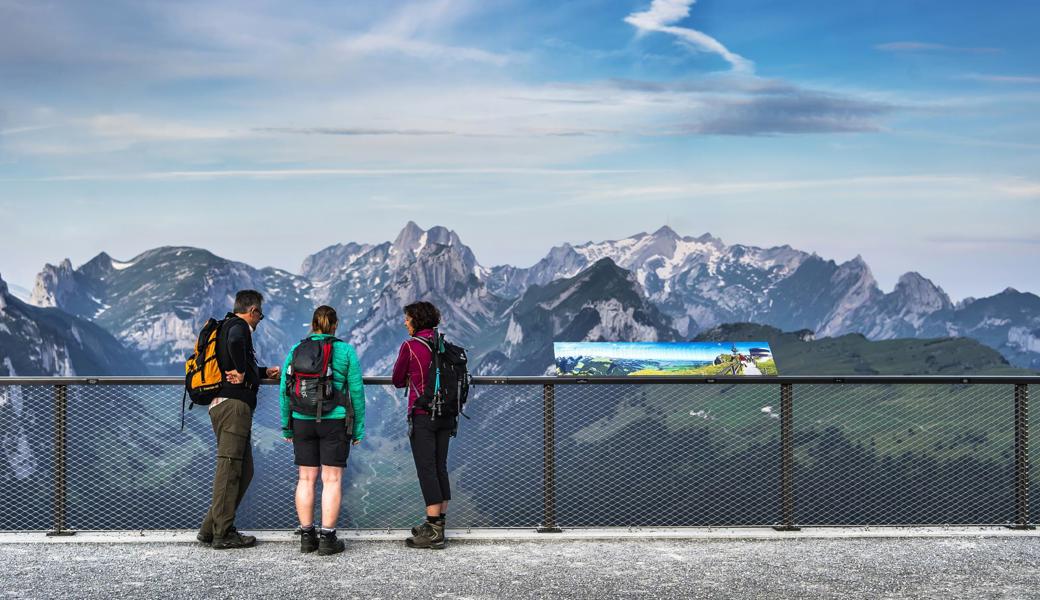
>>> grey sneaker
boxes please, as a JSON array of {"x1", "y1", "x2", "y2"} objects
[
  {"x1": 297, "y1": 527, "x2": 318, "y2": 553},
  {"x1": 406, "y1": 521, "x2": 445, "y2": 550},
  {"x1": 318, "y1": 530, "x2": 345, "y2": 556},
  {"x1": 212, "y1": 530, "x2": 257, "y2": 550}
]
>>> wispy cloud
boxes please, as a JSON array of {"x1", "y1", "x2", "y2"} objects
[
  {"x1": 685, "y1": 90, "x2": 895, "y2": 135},
  {"x1": 568, "y1": 175, "x2": 983, "y2": 201},
  {"x1": 625, "y1": 0, "x2": 753, "y2": 73},
  {"x1": 0, "y1": 124, "x2": 56, "y2": 136},
  {"x1": 958, "y1": 73, "x2": 1040, "y2": 84},
  {"x1": 336, "y1": 33, "x2": 512, "y2": 66},
  {"x1": 255, "y1": 127, "x2": 454, "y2": 137},
  {"x1": 12, "y1": 167, "x2": 640, "y2": 182},
  {"x1": 927, "y1": 235, "x2": 1040, "y2": 246},
  {"x1": 586, "y1": 76, "x2": 897, "y2": 135},
  {"x1": 875, "y1": 41, "x2": 1000, "y2": 54},
  {"x1": 87, "y1": 114, "x2": 236, "y2": 141},
  {"x1": 995, "y1": 179, "x2": 1040, "y2": 198}
]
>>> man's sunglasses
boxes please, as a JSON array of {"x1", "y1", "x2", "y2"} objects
[{"x1": 251, "y1": 307, "x2": 264, "y2": 321}]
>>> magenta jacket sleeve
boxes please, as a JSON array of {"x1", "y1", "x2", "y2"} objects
[{"x1": 391, "y1": 341, "x2": 410, "y2": 389}]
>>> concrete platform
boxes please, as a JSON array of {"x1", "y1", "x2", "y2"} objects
[
  {"x1": 1, "y1": 525, "x2": 1038, "y2": 543},
  {"x1": 0, "y1": 529, "x2": 1038, "y2": 599}
]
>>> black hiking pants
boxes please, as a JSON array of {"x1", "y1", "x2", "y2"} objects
[
  {"x1": 410, "y1": 414, "x2": 453, "y2": 506},
  {"x1": 199, "y1": 398, "x2": 254, "y2": 539}
]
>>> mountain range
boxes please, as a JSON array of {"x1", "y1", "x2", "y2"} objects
[
  {"x1": 7, "y1": 221, "x2": 1039, "y2": 375},
  {"x1": 1, "y1": 225, "x2": 1036, "y2": 531},
  {"x1": 0, "y1": 273, "x2": 148, "y2": 376}
]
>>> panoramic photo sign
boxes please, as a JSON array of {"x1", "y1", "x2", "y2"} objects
[{"x1": 554, "y1": 341, "x2": 778, "y2": 376}]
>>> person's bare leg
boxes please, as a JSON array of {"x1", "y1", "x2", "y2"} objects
[
  {"x1": 320, "y1": 466, "x2": 343, "y2": 529},
  {"x1": 296, "y1": 466, "x2": 319, "y2": 526}
]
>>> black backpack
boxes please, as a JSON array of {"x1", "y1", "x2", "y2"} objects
[
  {"x1": 286, "y1": 337, "x2": 354, "y2": 429},
  {"x1": 412, "y1": 328, "x2": 470, "y2": 424}
]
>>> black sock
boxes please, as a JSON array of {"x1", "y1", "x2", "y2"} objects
[
  {"x1": 300, "y1": 524, "x2": 314, "y2": 532},
  {"x1": 426, "y1": 515, "x2": 439, "y2": 524},
  {"x1": 439, "y1": 513, "x2": 446, "y2": 521},
  {"x1": 320, "y1": 527, "x2": 336, "y2": 535}
]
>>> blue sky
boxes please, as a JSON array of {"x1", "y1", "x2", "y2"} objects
[{"x1": 0, "y1": 0, "x2": 1037, "y2": 301}]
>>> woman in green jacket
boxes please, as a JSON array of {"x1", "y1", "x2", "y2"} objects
[{"x1": 280, "y1": 305, "x2": 366, "y2": 556}]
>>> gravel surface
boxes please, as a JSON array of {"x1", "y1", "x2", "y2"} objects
[{"x1": 1, "y1": 537, "x2": 1038, "y2": 599}]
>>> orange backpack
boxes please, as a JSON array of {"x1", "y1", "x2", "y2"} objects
[{"x1": 181, "y1": 317, "x2": 227, "y2": 429}]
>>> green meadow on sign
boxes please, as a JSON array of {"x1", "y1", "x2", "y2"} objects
[{"x1": 553, "y1": 341, "x2": 778, "y2": 376}]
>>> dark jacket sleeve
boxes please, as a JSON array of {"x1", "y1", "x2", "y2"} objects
[
  {"x1": 225, "y1": 321, "x2": 249, "y2": 373},
  {"x1": 391, "y1": 341, "x2": 410, "y2": 389}
]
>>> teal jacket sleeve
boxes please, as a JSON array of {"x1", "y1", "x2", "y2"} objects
[
  {"x1": 279, "y1": 343, "x2": 298, "y2": 437},
  {"x1": 334, "y1": 341, "x2": 366, "y2": 441}
]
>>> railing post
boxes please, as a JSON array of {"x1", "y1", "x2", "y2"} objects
[
  {"x1": 47, "y1": 384, "x2": 74, "y2": 536},
  {"x1": 773, "y1": 383, "x2": 800, "y2": 531},
  {"x1": 538, "y1": 383, "x2": 561, "y2": 533},
  {"x1": 1009, "y1": 383, "x2": 1034, "y2": 530}
]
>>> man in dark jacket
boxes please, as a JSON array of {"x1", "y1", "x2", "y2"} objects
[{"x1": 197, "y1": 290, "x2": 280, "y2": 550}]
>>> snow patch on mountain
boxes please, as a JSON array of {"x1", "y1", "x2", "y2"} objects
[
  {"x1": 1009, "y1": 327, "x2": 1040, "y2": 354},
  {"x1": 505, "y1": 316, "x2": 524, "y2": 348},
  {"x1": 585, "y1": 299, "x2": 664, "y2": 342}
]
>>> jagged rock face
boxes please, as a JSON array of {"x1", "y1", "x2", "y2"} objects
[
  {"x1": 1, "y1": 273, "x2": 148, "y2": 376},
  {"x1": 918, "y1": 288, "x2": 1040, "y2": 370},
  {"x1": 31, "y1": 247, "x2": 314, "y2": 373},
  {"x1": 857, "y1": 272, "x2": 955, "y2": 339},
  {"x1": 30, "y1": 258, "x2": 106, "y2": 317},
  {"x1": 811, "y1": 256, "x2": 885, "y2": 338},
  {"x1": 300, "y1": 242, "x2": 375, "y2": 285},
  {"x1": 483, "y1": 228, "x2": 1034, "y2": 369},
  {"x1": 487, "y1": 244, "x2": 590, "y2": 300},
  {"x1": 21, "y1": 222, "x2": 1040, "y2": 374},
  {"x1": 487, "y1": 227, "x2": 810, "y2": 337},
  {"x1": 305, "y1": 243, "x2": 392, "y2": 327},
  {"x1": 347, "y1": 226, "x2": 505, "y2": 373},
  {"x1": 492, "y1": 258, "x2": 680, "y2": 374}
]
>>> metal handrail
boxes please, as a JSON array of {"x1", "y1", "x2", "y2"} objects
[{"x1": 1, "y1": 375, "x2": 1038, "y2": 386}]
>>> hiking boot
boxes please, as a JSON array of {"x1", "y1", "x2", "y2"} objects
[
  {"x1": 318, "y1": 530, "x2": 345, "y2": 556},
  {"x1": 212, "y1": 530, "x2": 257, "y2": 550},
  {"x1": 297, "y1": 527, "x2": 318, "y2": 553},
  {"x1": 198, "y1": 525, "x2": 240, "y2": 546},
  {"x1": 406, "y1": 521, "x2": 445, "y2": 550},
  {"x1": 411, "y1": 517, "x2": 444, "y2": 536}
]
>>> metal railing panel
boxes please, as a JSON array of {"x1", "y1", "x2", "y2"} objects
[
  {"x1": 0, "y1": 385, "x2": 54, "y2": 531},
  {"x1": 554, "y1": 383, "x2": 781, "y2": 527},
  {"x1": 0, "y1": 376, "x2": 1034, "y2": 531},
  {"x1": 793, "y1": 383, "x2": 1015, "y2": 526}
]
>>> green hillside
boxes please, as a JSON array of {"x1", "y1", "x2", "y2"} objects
[{"x1": 693, "y1": 323, "x2": 1035, "y2": 376}]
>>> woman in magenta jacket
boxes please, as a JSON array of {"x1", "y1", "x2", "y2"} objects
[{"x1": 392, "y1": 300, "x2": 450, "y2": 550}]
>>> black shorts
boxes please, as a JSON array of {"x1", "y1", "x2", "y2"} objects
[{"x1": 292, "y1": 418, "x2": 350, "y2": 467}]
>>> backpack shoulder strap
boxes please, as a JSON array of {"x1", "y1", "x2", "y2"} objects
[
  {"x1": 410, "y1": 336, "x2": 434, "y2": 353},
  {"x1": 320, "y1": 339, "x2": 335, "y2": 373}
]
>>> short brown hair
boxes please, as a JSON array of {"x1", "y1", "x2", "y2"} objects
[
  {"x1": 234, "y1": 290, "x2": 263, "y2": 314},
  {"x1": 312, "y1": 305, "x2": 338, "y2": 335},
  {"x1": 403, "y1": 301, "x2": 440, "y2": 330}
]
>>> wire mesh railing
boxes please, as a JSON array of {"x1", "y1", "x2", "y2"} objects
[{"x1": 0, "y1": 376, "x2": 1035, "y2": 532}]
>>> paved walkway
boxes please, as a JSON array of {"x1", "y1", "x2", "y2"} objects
[{"x1": 1, "y1": 531, "x2": 1038, "y2": 599}]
